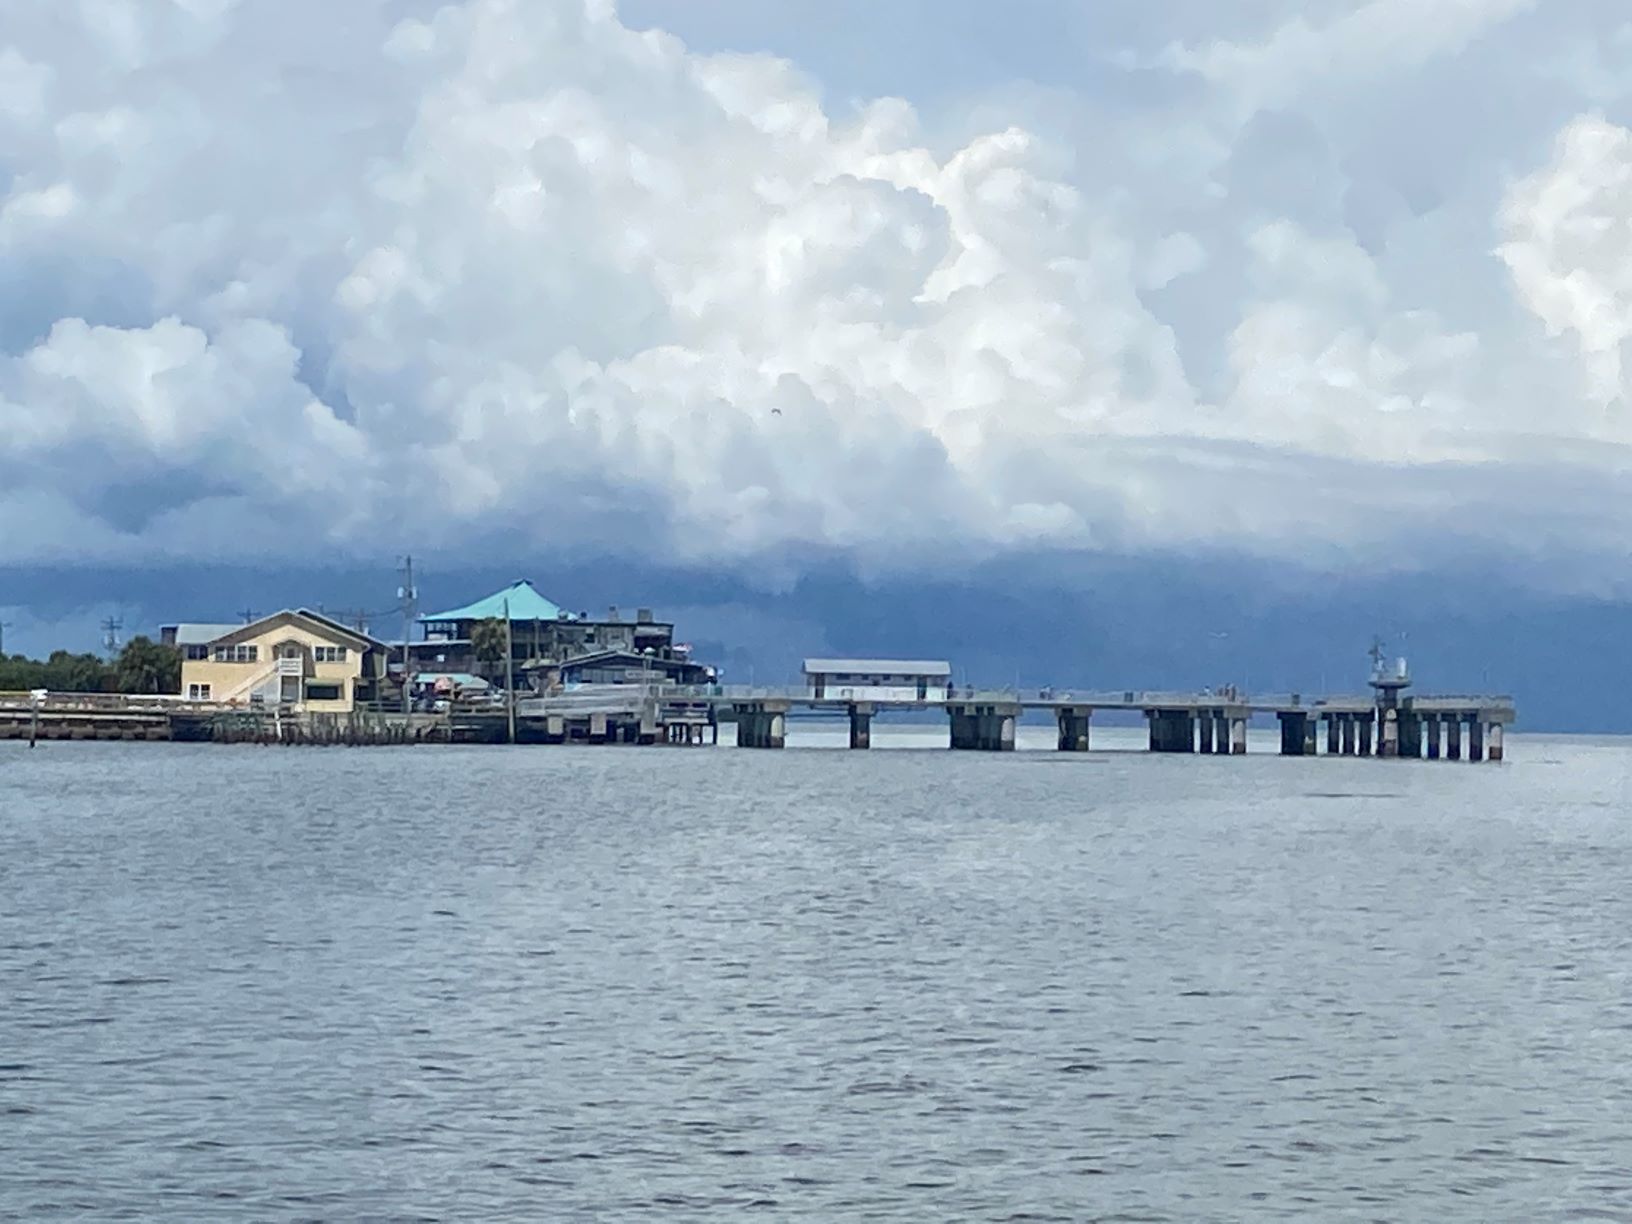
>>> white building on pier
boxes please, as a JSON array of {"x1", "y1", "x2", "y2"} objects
[{"x1": 803, "y1": 658, "x2": 952, "y2": 704}]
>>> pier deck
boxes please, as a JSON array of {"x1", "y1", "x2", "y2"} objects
[{"x1": 3, "y1": 684, "x2": 1517, "y2": 761}]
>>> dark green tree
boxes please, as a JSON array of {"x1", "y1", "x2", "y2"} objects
[
  {"x1": 471, "y1": 618, "x2": 508, "y2": 680},
  {"x1": 41, "y1": 651, "x2": 112, "y2": 692},
  {"x1": 115, "y1": 636, "x2": 182, "y2": 695}
]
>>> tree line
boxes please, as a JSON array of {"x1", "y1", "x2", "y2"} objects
[{"x1": 0, "y1": 637, "x2": 182, "y2": 696}]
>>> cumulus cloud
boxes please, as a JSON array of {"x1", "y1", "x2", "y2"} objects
[
  {"x1": 3, "y1": 0, "x2": 1632, "y2": 578},
  {"x1": 1500, "y1": 115, "x2": 1632, "y2": 405}
]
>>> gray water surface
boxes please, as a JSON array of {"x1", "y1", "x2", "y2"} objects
[{"x1": 3, "y1": 732, "x2": 1631, "y2": 1220}]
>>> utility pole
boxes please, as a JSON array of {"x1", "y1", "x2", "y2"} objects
[
  {"x1": 101, "y1": 616, "x2": 123, "y2": 658},
  {"x1": 239, "y1": 608, "x2": 257, "y2": 625},
  {"x1": 503, "y1": 595, "x2": 516, "y2": 745},
  {"x1": 0, "y1": 619, "x2": 11, "y2": 657},
  {"x1": 397, "y1": 556, "x2": 417, "y2": 716}
]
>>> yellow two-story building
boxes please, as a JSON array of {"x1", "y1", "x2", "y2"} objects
[{"x1": 163, "y1": 610, "x2": 390, "y2": 713}]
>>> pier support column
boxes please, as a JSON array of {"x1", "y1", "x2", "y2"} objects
[
  {"x1": 1466, "y1": 718, "x2": 1484, "y2": 763},
  {"x1": 1197, "y1": 712, "x2": 1215, "y2": 754},
  {"x1": 1339, "y1": 715, "x2": 1354, "y2": 756},
  {"x1": 1214, "y1": 713, "x2": 1230, "y2": 755},
  {"x1": 1488, "y1": 722, "x2": 1504, "y2": 762},
  {"x1": 1146, "y1": 709, "x2": 1196, "y2": 753},
  {"x1": 1357, "y1": 715, "x2": 1373, "y2": 757},
  {"x1": 735, "y1": 705, "x2": 787, "y2": 749},
  {"x1": 996, "y1": 711, "x2": 1017, "y2": 752},
  {"x1": 1279, "y1": 711, "x2": 1309, "y2": 756},
  {"x1": 1380, "y1": 709, "x2": 1399, "y2": 759},
  {"x1": 589, "y1": 712, "x2": 609, "y2": 744},
  {"x1": 1327, "y1": 715, "x2": 1340, "y2": 755},
  {"x1": 1229, "y1": 716, "x2": 1248, "y2": 756},
  {"x1": 1445, "y1": 717, "x2": 1462, "y2": 761},
  {"x1": 1304, "y1": 714, "x2": 1319, "y2": 756},
  {"x1": 1057, "y1": 707, "x2": 1091, "y2": 752},
  {"x1": 848, "y1": 703, "x2": 873, "y2": 750},
  {"x1": 1397, "y1": 713, "x2": 1420, "y2": 759},
  {"x1": 950, "y1": 704, "x2": 1018, "y2": 752},
  {"x1": 1424, "y1": 716, "x2": 1440, "y2": 760},
  {"x1": 546, "y1": 715, "x2": 566, "y2": 744}
]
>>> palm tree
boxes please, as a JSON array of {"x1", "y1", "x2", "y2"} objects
[
  {"x1": 471, "y1": 618, "x2": 508, "y2": 682},
  {"x1": 116, "y1": 636, "x2": 182, "y2": 695}
]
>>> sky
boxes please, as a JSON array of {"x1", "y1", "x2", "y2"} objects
[{"x1": 4, "y1": 0, "x2": 1632, "y2": 722}]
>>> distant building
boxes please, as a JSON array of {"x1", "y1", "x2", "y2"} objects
[
  {"x1": 803, "y1": 659, "x2": 952, "y2": 703},
  {"x1": 162, "y1": 611, "x2": 389, "y2": 711},
  {"x1": 522, "y1": 648, "x2": 714, "y2": 692},
  {"x1": 410, "y1": 579, "x2": 713, "y2": 690}
]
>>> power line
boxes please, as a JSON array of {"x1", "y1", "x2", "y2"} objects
[{"x1": 317, "y1": 605, "x2": 380, "y2": 635}]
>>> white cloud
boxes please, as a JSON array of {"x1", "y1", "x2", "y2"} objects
[
  {"x1": 1500, "y1": 114, "x2": 1632, "y2": 405},
  {"x1": 1, "y1": 0, "x2": 1632, "y2": 578},
  {"x1": 1164, "y1": 0, "x2": 1537, "y2": 118}
]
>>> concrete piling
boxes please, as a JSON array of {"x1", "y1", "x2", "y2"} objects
[
  {"x1": 1056, "y1": 707, "x2": 1091, "y2": 752},
  {"x1": 1146, "y1": 709, "x2": 1196, "y2": 753},
  {"x1": 1278, "y1": 711, "x2": 1309, "y2": 755},
  {"x1": 1467, "y1": 717, "x2": 1484, "y2": 763},
  {"x1": 1380, "y1": 708, "x2": 1399, "y2": 758},
  {"x1": 949, "y1": 703, "x2": 1018, "y2": 751},
  {"x1": 1488, "y1": 722, "x2": 1504, "y2": 762},
  {"x1": 848, "y1": 703, "x2": 872, "y2": 750},
  {"x1": 736, "y1": 704, "x2": 788, "y2": 749},
  {"x1": 1445, "y1": 717, "x2": 1462, "y2": 761}
]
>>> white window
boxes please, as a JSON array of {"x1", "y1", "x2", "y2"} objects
[
  {"x1": 314, "y1": 646, "x2": 349, "y2": 663},
  {"x1": 213, "y1": 644, "x2": 257, "y2": 663},
  {"x1": 188, "y1": 683, "x2": 212, "y2": 701}
]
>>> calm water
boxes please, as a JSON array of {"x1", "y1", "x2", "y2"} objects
[{"x1": 4, "y1": 728, "x2": 1632, "y2": 1221}]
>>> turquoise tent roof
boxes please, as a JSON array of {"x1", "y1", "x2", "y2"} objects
[{"x1": 420, "y1": 580, "x2": 575, "y2": 623}]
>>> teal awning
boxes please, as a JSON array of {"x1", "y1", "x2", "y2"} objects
[{"x1": 419, "y1": 580, "x2": 575, "y2": 623}]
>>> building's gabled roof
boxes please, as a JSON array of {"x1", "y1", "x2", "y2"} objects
[
  {"x1": 165, "y1": 623, "x2": 243, "y2": 646},
  {"x1": 420, "y1": 580, "x2": 575, "y2": 624},
  {"x1": 803, "y1": 658, "x2": 952, "y2": 677},
  {"x1": 208, "y1": 609, "x2": 384, "y2": 650}
]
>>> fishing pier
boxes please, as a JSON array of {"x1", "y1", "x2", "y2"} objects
[{"x1": 2, "y1": 661, "x2": 1516, "y2": 761}]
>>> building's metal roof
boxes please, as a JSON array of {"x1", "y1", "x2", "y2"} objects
[
  {"x1": 207, "y1": 609, "x2": 384, "y2": 649},
  {"x1": 420, "y1": 580, "x2": 575, "y2": 624},
  {"x1": 166, "y1": 623, "x2": 243, "y2": 646},
  {"x1": 803, "y1": 658, "x2": 952, "y2": 677}
]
